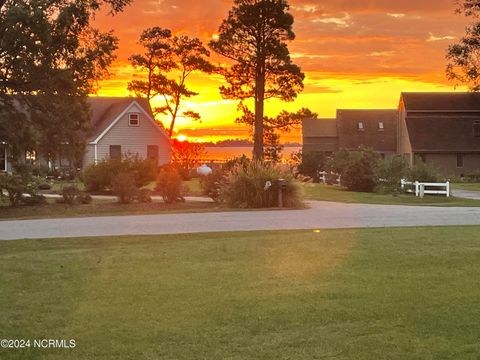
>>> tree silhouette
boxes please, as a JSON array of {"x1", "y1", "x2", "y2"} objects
[
  {"x1": 209, "y1": 0, "x2": 304, "y2": 161},
  {"x1": 236, "y1": 103, "x2": 316, "y2": 162},
  {"x1": 0, "y1": 0, "x2": 129, "y2": 166},
  {"x1": 128, "y1": 27, "x2": 214, "y2": 136},
  {"x1": 447, "y1": 0, "x2": 480, "y2": 90}
]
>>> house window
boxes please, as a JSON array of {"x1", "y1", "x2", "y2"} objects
[
  {"x1": 378, "y1": 122, "x2": 384, "y2": 131},
  {"x1": 25, "y1": 150, "x2": 36, "y2": 164},
  {"x1": 147, "y1": 145, "x2": 159, "y2": 164},
  {"x1": 457, "y1": 153, "x2": 464, "y2": 168},
  {"x1": 129, "y1": 113, "x2": 140, "y2": 127},
  {"x1": 109, "y1": 145, "x2": 122, "y2": 160},
  {"x1": 357, "y1": 122, "x2": 364, "y2": 131},
  {"x1": 0, "y1": 144, "x2": 6, "y2": 172},
  {"x1": 474, "y1": 121, "x2": 480, "y2": 137}
]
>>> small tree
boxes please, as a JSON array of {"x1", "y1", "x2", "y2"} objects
[
  {"x1": 331, "y1": 147, "x2": 381, "y2": 193},
  {"x1": 172, "y1": 139, "x2": 206, "y2": 179},
  {"x1": 128, "y1": 27, "x2": 214, "y2": 135}
]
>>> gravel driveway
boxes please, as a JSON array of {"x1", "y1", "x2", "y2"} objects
[{"x1": 2, "y1": 201, "x2": 480, "y2": 240}]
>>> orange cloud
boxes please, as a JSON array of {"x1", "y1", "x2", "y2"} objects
[{"x1": 93, "y1": 0, "x2": 470, "y2": 142}]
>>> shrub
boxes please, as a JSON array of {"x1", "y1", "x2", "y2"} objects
[
  {"x1": 464, "y1": 172, "x2": 480, "y2": 182},
  {"x1": 221, "y1": 161, "x2": 302, "y2": 208},
  {"x1": 199, "y1": 171, "x2": 225, "y2": 203},
  {"x1": 124, "y1": 152, "x2": 158, "y2": 188},
  {"x1": 83, "y1": 159, "x2": 123, "y2": 192},
  {"x1": 199, "y1": 156, "x2": 251, "y2": 202},
  {"x1": 297, "y1": 151, "x2": 328, "y2": 182},
  {"x1": 155, "y1": 166, "x2": 185, "y2": 204},
  {"x1": 76, "y1": 192, "x2": 92, "y2": 204},
  {"x1": 331, "y1": 147, "x2": 381, "y2": 193},
  {"x1": 22, "y1": 194, "x2": 46, "y2": 206},
  {"x1": 111, "y1": 172, "x2": 138, "y2": 204},
  {"x1": 62, "y1": 185, "x2": 79, "y2": 205},
  {"x1": 38, "y1": 183, "x2": 52, "y2": 190},
  {"x1": 0, "y1": 173, "x2": 41, "y2": 207},
  {"x1": 136, "y1": 188, "x2": 152, "y2": 203},
  {"x1": 408, "y1": 157, "x2": 439, "y2": 182},
  {"x1": 375, "y1": 156, "x2": 409, "y2": 193},
  {"x1": 82, "y1": 153, "x2": 157, "y2": 192}
]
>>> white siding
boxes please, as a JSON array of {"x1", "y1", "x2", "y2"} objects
[
  {"x1": 87, "y1": 103, "x2": 171, "y2": 167},
  {"x1": 84, "y1": 144, "x2": 96, "y2": 167}
]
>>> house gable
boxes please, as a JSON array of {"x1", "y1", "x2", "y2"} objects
[
  {"x1": 89, "y1": 100, "x2": 170, "y2": 145},
  {"x1": 83, "y1": 99, "x2": 171, "y2": 166},
  {"x1": 337, "y1": 109, "x2": 398, "y2": 153}
]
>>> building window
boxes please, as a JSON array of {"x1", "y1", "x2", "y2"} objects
[
  {"x1": 457, "y1": 153, "x2": 464, "y2": 168},
  {"x1": 147, "y1": 145, "x2": 159, "y2": 164},
  {"x1": 0, "y1": 144, "x2": 6, "y2": 172},
  {"x1": 109, "y1": 145, "x2": 122, "y2": 160},
  {"x1": 25, "y1": 150, "x2": 36, "y2": 164},
  {"x1": 357, "y1": 122, "x2": 364, "y2": 131},
  {"x1": 129, "y1": 113, "x2": 140, "y2": 127},
  {"x1": 378, "y1": 122, "x2": 384, "y2": 131},
  {"x1": 474, "y1": 121, "x2": 480, "y2": 137}
]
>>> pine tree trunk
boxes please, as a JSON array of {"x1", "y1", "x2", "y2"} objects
[{"x1": 253, "y1": 69, "x2": 265, "y2": 162}]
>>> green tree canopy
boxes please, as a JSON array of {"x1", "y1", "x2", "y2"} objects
[
  {"x1": 209, "y1": 0, "x2": 304, "y2": 161},
  {"x1": 0, "y1": 0, "x2": 130, "y2": 167},
  {"x1": 128, "y1": 27, "x2": 214, "y2": 137}
]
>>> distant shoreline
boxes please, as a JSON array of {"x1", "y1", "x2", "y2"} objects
[{"x1": 203, "y1": 144, "x2": 301, "y2": 148}]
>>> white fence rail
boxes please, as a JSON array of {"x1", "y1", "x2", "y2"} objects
[
  {"x1": 401, "y1": 179, "x2": 450, "y2": 197},
  {"x1": 318, "y1": 171, "x2": 341, "y2": 186}
]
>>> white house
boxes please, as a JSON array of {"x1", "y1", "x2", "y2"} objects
[
  {"x1": 84, "y1": 97, "x2": 171, "y2": 167},
  {"x1": 0, "y1": 97, "x2": 172, "y2": 172}
]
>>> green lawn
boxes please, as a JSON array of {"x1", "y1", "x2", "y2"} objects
[
  {"x1": 451, "y1": 182, "x2": 480, "y2": 192},
  {"x1": 0, "y1": 198, "x2": 218, "y2": 220},
  {"x1": 303, "y1": 183, "x2": 480, "y2": 206},
  {"x1": 1, "y1": 227, "x2": 480, "y2": 359}
]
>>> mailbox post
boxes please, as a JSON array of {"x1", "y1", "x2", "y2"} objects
[{"x1": 277, "y1": 179, "x2": 288, "y2": 208}]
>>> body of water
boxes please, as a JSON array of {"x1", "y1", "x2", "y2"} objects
[{"x1": 202, "y1": 146, "x2": 302, "y2": 162}]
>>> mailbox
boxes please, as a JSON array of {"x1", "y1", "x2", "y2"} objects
[
  {"x1": 276, "y1": 179, "x2": 288, "y2": 207},
  {"x1": 277, "y1": 178, "x2": 288, "y2": 189}
]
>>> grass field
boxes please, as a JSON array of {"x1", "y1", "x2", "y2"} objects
[
  {"x1": 1, "y1": 227, "x2": 480, "y2": 359},
  {"x1": 303, "y1": 183, "x2": 480, "y2": 207},
  {"x1": 451, "y1": 182, "x2": 480, "y2": 192}
]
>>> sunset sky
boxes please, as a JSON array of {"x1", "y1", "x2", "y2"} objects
[{"x1": 93, "y1": 0, "x2": 470, "y2": 142}]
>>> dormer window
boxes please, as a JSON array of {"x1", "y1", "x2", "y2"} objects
[
  {"x1": 474, "y1": 121, "x2": 480, "y2": 137},
  {"x1": 357, "y1": 122, "x2": 364, "y2": 131},
  {"x1": 129, "y1": 113, "x2": 140, "y2": 127},
  {"x1": 378, "y1": 122, "x2": 384, "y2": 131}
]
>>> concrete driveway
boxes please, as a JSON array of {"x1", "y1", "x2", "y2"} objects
[{"x1": 2, "y1": 201, "x2": 480, "y2": 240}]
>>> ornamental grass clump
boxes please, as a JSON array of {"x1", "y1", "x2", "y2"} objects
[{"x1": 221, "y1": 161, "x2": 302, "y2": 209}]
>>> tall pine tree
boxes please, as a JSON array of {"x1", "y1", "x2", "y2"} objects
[{"x1": 210, "y1": 0, "x2": 304, "y2": 161}]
